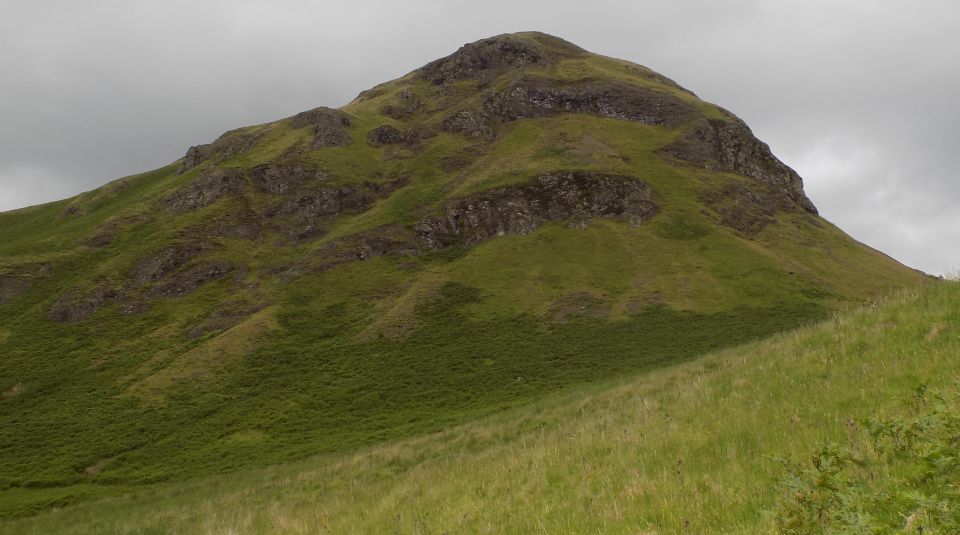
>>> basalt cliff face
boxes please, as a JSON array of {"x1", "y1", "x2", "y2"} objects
[{"x1": 0, "y1": 33, "x2": 919, "y2": 500}]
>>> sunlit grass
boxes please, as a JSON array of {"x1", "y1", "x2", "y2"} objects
[{"x1": 1, "y1": 282, "x2": 954, "y2": 533}]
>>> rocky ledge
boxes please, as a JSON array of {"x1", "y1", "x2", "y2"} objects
[
  {"x1": 661, "y1": 117, "x2": 817, "y2": 214},
  {"x1": 419, "y1": 36, "x2": 546, "y2": 85},
  {"x1": 417, "y1": 33, "x2": 585, "y2": 85},
  {"x1": 442, "y1": 77, "x2": 697, "y2": 138},
  {"x1": 415, "y1": 171, "x2": 658, "y2": 249},
  {"x1": 178, "y1": 107, "x2": 352, "y2": 175}
]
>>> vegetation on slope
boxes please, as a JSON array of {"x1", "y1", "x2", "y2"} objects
[
  {"x1": 776, "y1": 380, "x2": 960, "y2": 533},
  {"x1": 0, "y1": 280, "x2": 953, "y2": 534},
  {"x1": 0, "y1": 31, "x2": 924, "y2": 519}
]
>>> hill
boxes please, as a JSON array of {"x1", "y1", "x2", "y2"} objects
[
  {"x1": 2, "y1": 280, "x2": 954, "y2": 534},
  {"x1": 0, "y1": 32, "x2": 922, "y2": 518}
]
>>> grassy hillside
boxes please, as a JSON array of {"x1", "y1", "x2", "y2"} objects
[
  {"x1": 1, "y1": 280, "x2": 954, "y2": 534},
  {"x1": 0, "y1": 32, "x2": 923, "y2": 519}
]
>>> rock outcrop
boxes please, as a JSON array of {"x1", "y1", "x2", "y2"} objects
[
  {"x1": 179, "y1": 128, "x2": 263, "y2": 174},
  {"x1": 366, "y1": 124, "x2": 433, "y2": 146},
  {"x1": 0, "y1": 264, "x2": 50, "y2": 305},
  {"x1": 49, "y1": 286, "x2": 120, "y2": 323},
  {"x1": 178, "y1": 108, "x2": 352, "y2": 175},
  {"x1": 181, "y1": 144, "x2": 213, "y2": 173},
  {"x1": 442, "y1": 77, "x2": 697, "y2": 138},
  {"x1": 313, "y1": 230, "x2": 419, "y2": 271},
  {"x1": 266, "y1": 176, "x2": 409, "y2": 242},
  {"x1": 366, "y1": 125, "x2": 405, "y2": 145},
  {"x1": 164, "y1": 168, "x2": 247, "y2": 211},
  {"x1": 701, "y1": 181, "x2": 779, "y2": 236},
  {"x1": 288, "y1": 107, "x2": 352, "y2": 149},
  {"x1": 129, "y1": 245, "x2": 234, "y2": 299},
  {"x1": 419, "y1": 36, "x2": 548, "y2": 85},
  {"x1": 417, "y1": 33, "x2": 586, "y2": 86},
  {"x1": 0, "y1": 276, "x2": 31, "y2": 305},
  {"x1": 497, "y1": 78, "x2": 696, "y2": 126},
  {"x1": 250, "y1": 163, "x2": 326, "y2": 195},
  {"x1": 151, "y1": 262, "x2": 235, "y2": 298},
  {"x1": 415, "y1": 171, "x2": 658, "y2": 249},
  {"x1": 130, "y1": 245, "x2": 204, "y2": 283},
  {"x1": 661, "y1": 118, "x2": 817, "y2": 214},
  {"x1": 182, "y1": 210, "x2": 262, "y2": 241},
  {"x1": 381, "y1": 89, "x2": 424, "y2": 119}
]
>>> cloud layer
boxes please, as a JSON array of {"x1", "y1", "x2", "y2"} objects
[{"x1": 1, "y1": 0, "x2": 957, "y2": 274}]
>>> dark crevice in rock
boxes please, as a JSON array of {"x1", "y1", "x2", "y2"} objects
[
  {"x1": 415, "y1": 171, "x2": 658, "y2": 249},
  {"x1": 661, "y1": 118, "x2": 818, "y2": 214}
]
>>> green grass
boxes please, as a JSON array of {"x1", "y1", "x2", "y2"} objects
[
  {"x1": 1, "y1": 281, "x2": 953, "y2": 534},
  {"x1": 0, "y1": 32, "x2": 925, "y2": 525},
  {"x1": 774, "y1": 379, "x2": 960, "y2": 533}
]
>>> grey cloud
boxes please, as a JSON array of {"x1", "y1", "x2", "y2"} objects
[{"x1": 0, "y1": 0, "x2": 957, "y2": 274}]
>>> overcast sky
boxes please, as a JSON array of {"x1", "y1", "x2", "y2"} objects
[{"x1": 1, "y1": 0, "x2": 957, "y2": 275}]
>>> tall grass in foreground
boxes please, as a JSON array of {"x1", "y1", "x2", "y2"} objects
[
  {"x1": 775, "y1": 381, "x2": 960, "y2": 533},
  {"x1": 3, "y1": 281, "x2": 957, "y2": 534}
]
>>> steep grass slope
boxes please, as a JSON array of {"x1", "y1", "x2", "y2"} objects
[
  {"x1": 0, "y1": 32, "x2": 922, "y2": 517},
  {"x1": 1, "y1": 281, "x2": 954, "y2": 534}
]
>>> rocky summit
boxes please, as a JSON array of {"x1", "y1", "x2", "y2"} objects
[{"x1": 0, "y1": 32, "x2": 921, "y2": 517}]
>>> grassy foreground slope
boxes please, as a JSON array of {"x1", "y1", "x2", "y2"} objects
[{"x1": 3, "y1": 281, "x2": 955, "y2": 534}]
